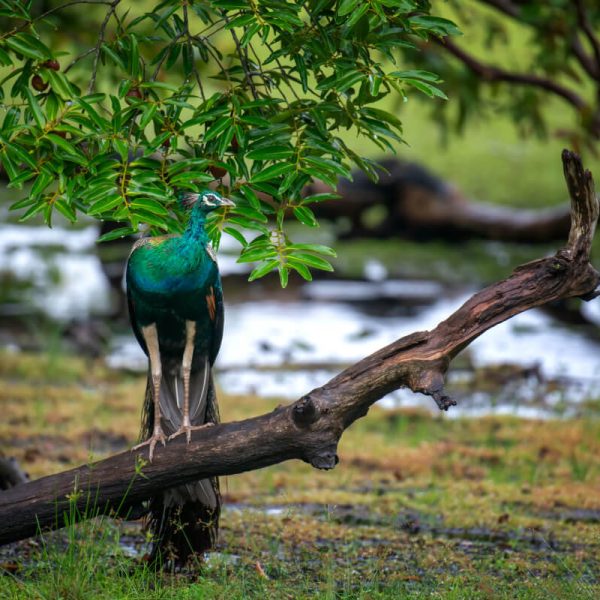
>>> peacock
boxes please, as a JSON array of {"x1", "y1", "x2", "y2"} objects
[{"x1": 126, "y1": 189, "x2": 233, "y2": 566}]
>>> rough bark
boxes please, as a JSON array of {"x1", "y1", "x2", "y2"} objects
[{"x1": 0, "y1": 150, "x2": 598, "y2": 547}]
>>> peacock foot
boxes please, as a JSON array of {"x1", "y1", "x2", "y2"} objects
[
  {"x1": 132, "y1": 425, "x2": 167, "y2": 462},
  {"x1": 168, "y1": 420, "x2": 215, "y2": 444}
]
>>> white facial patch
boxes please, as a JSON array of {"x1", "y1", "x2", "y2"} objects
[{"x1": 203, "y1": 193, "x2": 219, "y2": 206}]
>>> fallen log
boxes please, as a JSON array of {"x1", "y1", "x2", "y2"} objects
[
  {"x1": 0, "y1": 150, "x2": 598, "y2": 546},
  {"x1": 309, "y1": 158, "x2": 572, "y2": 242}
]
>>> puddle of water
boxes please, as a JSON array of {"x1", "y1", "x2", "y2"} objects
[
  {"x1": 0, "y1": 224, "x2": 110, "y2": 320},
  {"x1": 108, "y1": 294, "x2": 600, "y2": 416},
  {"x1": 2, "y1": 222, "x2": 599, "y2": 416}
]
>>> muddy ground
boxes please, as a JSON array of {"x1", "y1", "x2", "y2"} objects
[{"x1": 1, "y1": 350, "x2": 599, "y2": 598}]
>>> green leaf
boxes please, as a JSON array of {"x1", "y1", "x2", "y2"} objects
[
  {"x1": 169, "y1": 172, "x2": 214, "y2": 185},
  {"x1": 293, "y1": 206, "x2": 318, "y2": 227},
  {"x1": 344, "y1": 2, "x2": 369, "y2": 29},
  {"x1": 168, "y1": 158, "x2": 209, "y2": 175},
  {"x1": 129, "y1": 33, "x2": 140, "y2": 78},
  {"x1": 240, "y1": 22, "x2": 261, "y2": 47},
  {"x1": 369, "y1": 74, "x2": 382, "y2": 96},
  {"x1": 390, "y1": 69, "x2": 442, "y2": 83},
  {"x1": 301, "y1": 192, "x2": 341, "y2": 204},
  {"x1": 0, "y1": 151, "x2": 18, "y2": 180},
  {"x1": 97, "y1": 226, "x2": 137, "y2": 242},
  {"x1": 30, "y1": 171, "x2": 53, "y2": 197},
  {"x1": 240, "y1": 185, "x2": 261, "y2": 210},
  {"x1": 112, "y1": 138, "x2": 129, "y2": 161},
  {"x1": 251, "y1": 163, "x2": 295, "y2": 183},
  {"x1": 9, "y1": 195, "x2": 35, "y2": 210},
  {"x1": 46, "y1": 133, "x2": 80, "y2": 156},
  {"x1": 246, "y1": 146, "x2": 294, "y2": 160},
  {"x1": 6, "y1": 170, "x2": 35, "y2": 189},
  {"x1": 204, "y1": 116, "x2": 233, "y2": 142},
  {"x1": 225, "y1": 13, "x2": 256, "y2": 29},
  {"x1": 54, "y1": 198, "x2": 77, "y2": 222},
  {"x1": 238, "y1": 246, "x2": 278, "y2": 263},
  {"x1": 288, "y1": 252, "x2": 334, "y2": 271},
  {"x1": 5, "y1": 33, "x2": 48, "y2": 60},
  {"x1": 129, "y1": 197, "x2": 169, "y2": 216},
  {"x1": 288, "y1": 261, "x2": 312, "y2": 281},
  {"x1": 45, "y1": 70, "x2": 74, "y2": 99},
  {"x1": 287, "y1": 243, "x2": 337, "y2": 257},
  {"x1": 132, "y1": 209, "x2": 169, "y2": 229},
  {"x1": 4, "y1": 142, "x2": 37, "y2": 170},
  {"x1": 0, "y1": 46, "x2": 13, "y2": 66},
  {"x1": 223, "y1": 226, "x2": 247, "y2": 247},
  {"x1": 408, "y1": 15, "x2": 461, "y2": 37},
  {"x1": 24, "y1": 88, "x2": 45, "y2": 128},
  {"x1": 294, "y1": 54, "x2": 308, "y2": 93},
  {"x1": 76, "y1": 98, "x2": 111, "y2": 129},
  {"x1": 278, "y1": 265, "x2": 289, "y2": 288},
  {"x1": 403, "y1": 78, "x2": 447, "y2": 99},
  {"x1": 141, "y1": 81, "x2": 180, "y2": 92},
  {"x1": 303, "y1": 156, "x2": 352, "y2": 179},
  {"x1": 139, "y1": 103, "x2": 158, "y2": 128},
  {"x1": 248, "y1": 259, "x2": 278, "y2": 281},
  {"x1": 87, "y1": 193, "x2": 123, "y2": 215},
  {"x1": 338, "y1": 0, "x2": 359, "y2": 17},
  {"x1": 19, "y1": 201, "x2": 46, "y2": 222},
  {"x1": 233, "y1": 205, "x2": 268, "y2": 223},
  {"x1": 101, "y1": 44, "x2": 125, "y2": 70}
]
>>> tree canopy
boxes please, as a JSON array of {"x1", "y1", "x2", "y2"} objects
[
  {"x1": 0, "y1": 0, "x2": 456, "y2": 286},
  {"x1": 2, "y1": 1, "x2": 597, "y2": 285},
  {"x1": 415, "y1": 1, "x2": 600, "y2": 151}
]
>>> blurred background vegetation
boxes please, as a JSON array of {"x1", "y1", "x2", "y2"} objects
[{"x1": 1, "y1": 1, "x2": 599, "y2": 598}]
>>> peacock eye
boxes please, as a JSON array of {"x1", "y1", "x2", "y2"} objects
[{"x1": 204, "y1": 194, "x2": 218, "y2": 206}]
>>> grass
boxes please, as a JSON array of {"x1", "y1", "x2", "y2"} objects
[{"x1": 1, "y1": 350, "x2": 599, "y2": 598}]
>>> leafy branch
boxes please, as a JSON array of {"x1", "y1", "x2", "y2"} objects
[
  {"x1": 414, "y1": 0, "x2": 600, "y2": 147},
  {"x1": 0, "y1": 0, "x2": 456, "y2": 285}
]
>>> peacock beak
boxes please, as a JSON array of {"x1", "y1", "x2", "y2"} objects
[{"x1": 219, "y1": 197, "x2": 235, "y2": 207}]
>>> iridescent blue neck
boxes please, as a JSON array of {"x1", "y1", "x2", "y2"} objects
[{"x1": 183, "y1": 206, "x2": 210, "y2": 245}]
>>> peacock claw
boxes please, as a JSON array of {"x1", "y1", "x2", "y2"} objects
[
  {"x1": 168, "y1": 421, "x2": 215, "y2": 444},
  {"x1": 132, "y1": 426, "x2": 167, "y2": 462}
]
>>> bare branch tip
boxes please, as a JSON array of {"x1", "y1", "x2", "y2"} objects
[
  {"x1": 432, "y1": 390, "x2": 457, "y2": 412},
  {"x1": 309, "y1": 451, "x2": 339, "y2": 471}
]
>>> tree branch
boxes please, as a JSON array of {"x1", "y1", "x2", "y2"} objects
[
  {"x1": 478, "y1": 0, "x2": 600, "y2": 84},
  {"x1": 571, "y1": 35, "x2": 600, "y2": 82},
  {"x1": 182, "y1": 2, "x2": 206, "y2": 102},
  {"x1": 575, "y1": 0, "x2": 600, "y2": 76},
  {"x1": 0, "y1": 0, "x2": 114, "y2": 42},
  {"x1": 222, "y1": 13, "x2": 260, "y2": 101},
  {"x1": 432, "y1": 37, "x2": 590, "y2": 111},
  {"x1": 88, "y1": 0, "x2": 121, "y2": 94},
  {"x1": 0, "y1": 151, "x2": 598, "y2": 547}
]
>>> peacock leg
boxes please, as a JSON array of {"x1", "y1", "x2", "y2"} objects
[
  {"x1": 132, "y1": 323, "x2": 167, "y2": 461},
  {"x1": 169, "y1": 320, "x2": 214, "y2": 443}
]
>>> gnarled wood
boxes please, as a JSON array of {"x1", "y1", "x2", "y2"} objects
[{"x1": 0, "y1": 150, "x2": 598, "y2": 546}]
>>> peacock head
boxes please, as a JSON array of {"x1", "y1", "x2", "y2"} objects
[{"x1": 178, "y1": 190, "x2": 235, "y2": 214}]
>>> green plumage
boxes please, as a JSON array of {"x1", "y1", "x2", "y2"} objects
[
  {"x1": 126, "y1": 190, "x2": 232, "y2": 567},
  {"x1": 127, "y1": 225, "x2": 224, "y2": 369}
]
